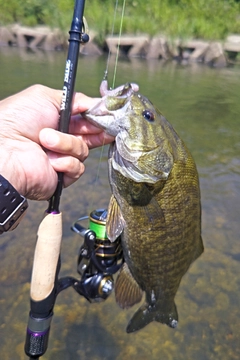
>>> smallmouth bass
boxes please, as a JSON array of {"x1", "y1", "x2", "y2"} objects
[{"x1": 83, "y1": 81, "x2": 203, "y2": 333}]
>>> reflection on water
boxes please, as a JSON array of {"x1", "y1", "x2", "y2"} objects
[{"x1": 0, "y1": 47, "x2": 240, "y2": 360}]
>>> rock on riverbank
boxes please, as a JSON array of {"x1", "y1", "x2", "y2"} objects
[{"x1": 1, "y1": 24, "x2": 240, "y2": 66}]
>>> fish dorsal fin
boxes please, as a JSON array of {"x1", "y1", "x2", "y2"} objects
[
  {"x1": 106, "y1": 195, "x2": 125, "y2": 242},
  {"x1": 115, "y1": 262, "x2": 143, "y2": 309}
]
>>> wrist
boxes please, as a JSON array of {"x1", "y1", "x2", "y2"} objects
[
  {"x1": 0, "y1": 139, "x2": 25, "y2": 195},
  {"x1": 0, "y1": 169, "x2": 23, "y2": 194},
  {"x1": 0, "y1": 175, "x2": 28, "y2": 234}
]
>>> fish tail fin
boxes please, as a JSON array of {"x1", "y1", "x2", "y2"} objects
[{"x1": 126, "y1": 301, "x2": 178, "y2": 333}]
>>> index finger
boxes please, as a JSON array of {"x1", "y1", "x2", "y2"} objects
[{"x1": 72, "y1": 92, "x2": 101, "y2": 113}]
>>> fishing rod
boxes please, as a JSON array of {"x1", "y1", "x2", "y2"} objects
[
  {"x1": 24, "y1": 1, "x2": 89, "y2": 358},
  {"x1": 24, "y1": 1, "x2": 126, "y2": 358}
]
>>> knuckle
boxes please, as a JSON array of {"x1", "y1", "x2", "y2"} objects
[{"x1": 76, "y1": 139, "x2": 89, "y2": 161}]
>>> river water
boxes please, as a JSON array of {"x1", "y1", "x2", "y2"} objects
[{"x1": 0, "y1": 47, "x2": 239, "y2": 360}]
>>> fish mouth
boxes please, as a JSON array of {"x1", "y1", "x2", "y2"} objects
[
  {"x1": 82, "y1": 82, "x2": 139, "y2": 137},
  {"x1": 100, "y1": 80, "x2": 139, "y2": 97}
]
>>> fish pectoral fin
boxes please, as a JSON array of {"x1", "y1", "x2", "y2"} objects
[
  {"x1": 194, "y1": 235, "x2": 204, "y2": 260},
  {"x1": 115, "y1": 263, "x2": 143, "y2": 309},
  {"x1": 126, "y1": 301, "x2": 178, "y2": 333},
  {"x1": 106, "y1": 195, "x2": 125, "y2": 242}
]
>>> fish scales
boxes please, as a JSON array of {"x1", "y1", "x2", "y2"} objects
[
  {"x1": 83, "y1": 81, "x2": 203, "y2": 333},
  {"x1": 112, "y1": 151, "x2": 200, "y2": 297}
]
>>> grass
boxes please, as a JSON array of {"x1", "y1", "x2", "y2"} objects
[{"x1": 0, "y1": 0, "x2": 240, "y2": 43}]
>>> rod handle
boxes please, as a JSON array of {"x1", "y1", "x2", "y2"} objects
[{"x1": 30, "y1": 212, "x2": 62, "y2": 301}]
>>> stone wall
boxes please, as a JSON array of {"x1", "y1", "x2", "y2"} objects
[{"x1": 1, "y1": 24, "x2": 240, "y2": 66}]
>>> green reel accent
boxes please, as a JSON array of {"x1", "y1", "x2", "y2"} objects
[
  {"x1": 89, "y1": 209, "x2": 108, "y2": 240},
  {"x1": 89, "y1": 219, "x2": 107, "y2": 240}
]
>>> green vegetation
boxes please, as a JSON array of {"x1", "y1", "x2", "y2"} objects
[{"x1": 0, "y1": 0, "x2": 240, "y2": 42}]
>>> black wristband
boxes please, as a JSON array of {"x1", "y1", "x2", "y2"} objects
[{"x1": 0, "y1": 175, "x2": 28, "y2": 234}]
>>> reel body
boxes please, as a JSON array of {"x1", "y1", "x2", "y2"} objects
[{"x1": 59, "y1": 209, "x2": 123, "y2": 302}]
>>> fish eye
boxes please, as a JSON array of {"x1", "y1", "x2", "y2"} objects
[{"x1": 142, "y1": 109, "x2": 155, "y2": 122}]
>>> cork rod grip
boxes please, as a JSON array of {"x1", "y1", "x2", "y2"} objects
[{"x1": 30, "y1": 213, "x2": 62, "y2": 301}]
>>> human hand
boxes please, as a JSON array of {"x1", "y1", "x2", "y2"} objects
[{"x1": 0, "y1": 85, "x2": 114, "y2": 200}]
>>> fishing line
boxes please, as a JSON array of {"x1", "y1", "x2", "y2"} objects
[
  {"x1": 111, "y1": 0, "x2": 126, "y2": 88},
  {"x1": 88, "y1": 137, "x2": 106, "y2": 213},
  {"x1": 104, "y1": 0, "x2": 119, "y2": 82},
  {"x1": 88, "y1": 0, "x2": 126, "y2": 213},
  {"x1": 104, "y1": 0, "x2": 126, "y2": 87}
]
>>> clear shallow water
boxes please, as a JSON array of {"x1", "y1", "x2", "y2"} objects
[{"x1": 0, "y1": 47, "x2": 239, "y2": 360}]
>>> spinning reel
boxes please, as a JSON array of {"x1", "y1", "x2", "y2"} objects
[{"x1": 58, "y1": 209, "x2": 123, "y2": 301}]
